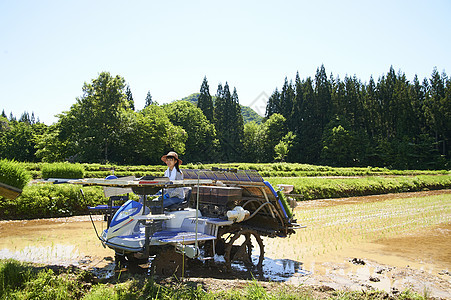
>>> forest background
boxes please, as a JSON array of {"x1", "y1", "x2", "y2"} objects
[{"x1": 1, "y1": 65, "x2": 450, "y2": 170}]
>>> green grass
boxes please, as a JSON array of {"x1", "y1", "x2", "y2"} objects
[
  {"x1": 0, "y1": 159, "x2": 31, "y2": 190},
  {"x1": 0, "y1": 259, "x2": 33, "y2": 298},
  {"x1": 0, "y1": 260, "x2": 86, "y2": 300},
  {"x1": 0, "y1": 259, "x2": 429, "y2": 300}
]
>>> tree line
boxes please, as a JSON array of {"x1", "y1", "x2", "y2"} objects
[
  {"x1": 0, "y1": 72, "x2": 243, "y2": 165},
  {"x1": 264, "y1": 65, "x2": 450, "y2": 169},
  {"x1": 0, "y1": 66, "x2": 449, "y2": 169}
]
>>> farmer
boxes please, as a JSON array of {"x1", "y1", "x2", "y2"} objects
[{"x1": 160, "y1": 151, "x2": 185, "y2": 208}]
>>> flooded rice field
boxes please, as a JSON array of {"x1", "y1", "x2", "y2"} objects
[{"x1": 1, "y1": 189, "x2": 450, "y2": 298}]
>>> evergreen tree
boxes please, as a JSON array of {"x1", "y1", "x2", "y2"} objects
[
  {"x1": 363, "y1": 76, "x2": 379, "y2": 139},
  {"x1": 293, "y1": 65, "x2": 332, "y2": 164},
  {"x1": 231, "y1": 87, "x2": 244, "y2": 161},
  {"x1": 279, "y1": 77, "x2": 295, "y2": 120},
  {"x1": 314, "y1": 64, "x2": 332, "y2": 133},
  {"x1": 19, "y1": 112, "x2": 30, "y2": 124},
  {"x1": 424, "y1": 68, "x2": 449, "y2": 157},
  {"x1": 265, "y1": 88, "x2": 280, "y2": 117},
  {"x1": 393, "y1": 71, "x2": 414, "y2": 137},
  {"x1": 144, "y1": 91, "x2": 153, "y2": 107},
  {"x1": 409, "y1": 75, "x2": 427, "y2": 137},
  {"x1": 252, "y1": 65, "x2": 450, "y2": 168},
  {"x1": 214, "y1": 83, "x2": 226, "y2": 159},
  {"x1": 220, "y1": 82, "x2": 234, "y2": 160},
  {"x1": 330, "y1": 74, "x2": 345, "y2": 118},
  {"x1": 377, "y1": 66, "x2": 397, "y2": 138},
  {"x1": 289, "y1": 72, "x2": 304, "y2": 133},
  {"x1": 444, "y1": 76, "x2": 451, "y2": 158},
  {"x1": 213, "y1": 82, "x2": 244, "y2": 161},
  {"x1": 295, "y1": 77, "x2": 316, "y2": 163},
  {"x1": 214, "y1": 83, "x2": 224, "y2": 122},
  {"x1": 286, "y1": 72, "x2": 305, "y2": 162},
  {"x1": 125, "y1": 84, "x2": 135, "y2": 110},
  {"x1": 343, "y1": 76, "x2": 359, "y2": 129},
  {"x1": 198, "y1": 76, "x2": 214, "y2": 122}
]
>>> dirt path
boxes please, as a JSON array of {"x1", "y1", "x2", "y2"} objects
[{"x1": 1, "y1": 190, "x2": 450, "y2": 298}]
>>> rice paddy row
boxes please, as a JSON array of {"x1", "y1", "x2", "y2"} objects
[{"x1": 264, "y1": 193, "x2": 451, "y2": 261}]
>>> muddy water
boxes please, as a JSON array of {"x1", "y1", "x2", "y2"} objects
[
  {"x1": 264, "y1": 189, "x2": 451, "y2": 269},
  {"x1": 0, "y1": 216, "x2": 112, "y2": 267},
  {"x1": 1, "y1": 190, "x2": 450, "y2": 297}
]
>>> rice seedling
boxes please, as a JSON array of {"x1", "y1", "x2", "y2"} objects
[
  {"x1": 41, "y1": 162, "x2": 85, "y2": 179},
  {"x1": 0, "y1": 159, "x2": 31, "y2": 199},
  {"x1": 264, "y1": 193, "x2": 451, "y2": 261}
]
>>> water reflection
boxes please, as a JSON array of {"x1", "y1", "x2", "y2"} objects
[
  {"x1": 0, "y1": 244, "x2": 80, "y2": 266},
  {"x1": 230, "y1": 255, "x2": 311, "y2": 281}
]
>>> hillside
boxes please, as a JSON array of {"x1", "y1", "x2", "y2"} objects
[{"x1": 180, "y1": 93, "x2": 263, "y2": 124}]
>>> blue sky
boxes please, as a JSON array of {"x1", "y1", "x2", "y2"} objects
[{"x1": 1, "y1": 0, "x2": 450, "y2": 124}]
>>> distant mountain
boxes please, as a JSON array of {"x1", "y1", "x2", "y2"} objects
[
  {"x1": 240, "y1": 105, "x2": 263, "y2": 124},
  {"x1": 181, "y1": 93, "x2": 200, "y2": 104},
  {"x1": 180, "y1": 93, "x2": 263, "y2": 124}
]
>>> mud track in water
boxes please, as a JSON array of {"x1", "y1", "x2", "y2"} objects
[{"x1": 0, "y1": 189, "x2": 450, "y2": 298}]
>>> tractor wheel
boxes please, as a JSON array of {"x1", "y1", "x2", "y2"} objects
[
  {"x1": 114, "y1": 253, "x2": 128, "y2": 269},
  {"x1": 224, "y1": 229, "x2": 264, "y2": 271},
  {"x1": 151, "y1": 248, "x2": 186, "y2": 277},
  {"x1": 114, "y1": 252, "x2": 149, "y2": 273}
]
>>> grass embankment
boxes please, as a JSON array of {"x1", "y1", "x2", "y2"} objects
[
  {"x1": 0, "y1": 259, "x2": 428, "y2": 300},
  {"x1": 268, "y1": 175, "x2": 451, "y2": 200},
  {"x1": 21, "y1": 162, "x2": 449, "y2": 179}
]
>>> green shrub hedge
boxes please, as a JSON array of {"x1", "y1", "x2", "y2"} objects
[{"x1": 0, "y1": 184, "x2": 106, "y2": 219}]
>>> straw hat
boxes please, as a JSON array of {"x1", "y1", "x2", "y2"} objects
[{"x1": 161, "y1": 151, "x2": 183, "y2": 165}]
